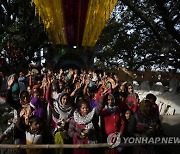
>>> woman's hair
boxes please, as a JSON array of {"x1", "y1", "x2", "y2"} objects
[
  {"x1": 76, "y1": 99, "x2": 90, "y2": 113},
  {"x1": 139, "y1": 99, "x2": 152, "y2": 114},
  {"x1": 52, "y1": 80, "x2": 60, "y2": 93},
  {"x1": 125, "y1": 108, "x2": 133, "y2": 114},
  {"x1": 19, "y1": 90, "x2": 29, "y2": 99},
  {"x1": 103, "y1": 93, "x2": 115, "y2": 105},
  {"x1": 146, "y1": 93, "x2": 157, "y2": 103},
  {"x1": 58, "y1": 92, "x2": 70, "y2": 103},
  {"x1": 29, "y1": 115, "x2": 44, "y2": 125},
  {"x1": 107, "y1": 81, "x2": 112, "y2": 89},
  {"x1": 124, "y1": 83, "x2": 134, "y2": 96}
]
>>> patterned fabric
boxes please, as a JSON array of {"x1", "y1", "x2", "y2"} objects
[
  {"x1": 68, "y1": 101, "x2": 103, "y2": 146},
  {"x1": 68, "y1": 117, "x2": 88, "y2": 144},
  {"x1": 53, "y1": 93, "x2": 72, "y2": 113},
  {"x1": 26, "y1": 131, "x2": 43, "y2": 154},
  {"x1": 73, "y1": 108, "x2": 95, "y2": 129},
  {"x1": 68, "y1": 117, "x2": 97, "y2": 144},
  {"x1": 50, "y1": 93, "x2": 74, "y2": 133}
]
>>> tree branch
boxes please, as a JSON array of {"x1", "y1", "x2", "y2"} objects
[
  {"x1": 154, "y1": 0, "x2": 180, "y2": 43},
  {"x1": 120, "y1": 0, "x2": 163, "y2": 43}
]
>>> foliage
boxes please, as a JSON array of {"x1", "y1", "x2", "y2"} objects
[
  {"x1": 0, "y1": 0, "x2": 49, "y2": 75},
  {"x1": 95, "y1": 0, "x2": 180, "y2": 71},
  {"x1": 0, "y1": 0, "x2": 179, "y2": 72}
]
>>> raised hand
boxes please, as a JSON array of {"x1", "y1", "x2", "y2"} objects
[
  {"x1": 85, "y1": 77, "x2": 90, "y2": 86},
  {"x1": 75, "y1": 82, "x2": 81, "y2": 90},
  {"x1": 59, "y1": 69, "x2": 63, "y2": 75},
  {"x1": 7, "y1": 75, "x2": 15, "y2": 89}
]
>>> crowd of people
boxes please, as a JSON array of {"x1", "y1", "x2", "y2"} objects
[{"x1": 0, "y1": 67, "x2": 164, "y2": 154}]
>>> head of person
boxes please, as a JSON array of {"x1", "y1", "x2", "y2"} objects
[
  {"x1": 127, "y1": 83, "x2": 134, "y2": 94},
  {"x1": 125, "y1": 109, "x2": 133, "y2": 120},
  {"x1": 27, "y1": 86, "x2": 32, "y2": 95},
  {"x1": 18, "y1": 72, "x2": 25, "y2": 82},
  {"x1": 58, "y1": 92, "x2": 70, "y2": 106},
  {"x1": 19, "y1": 71, "x2": 24, "y2": 77},
  {"x1": 74, "y1": 69, "x2": 78, "y2": 74},
  {"x1": 63, "y1": 85, "x2": 71, "y2": 94},
  {"x1": 19, "y1": 90, "x2": 30, "y2": 105},
  {"x1": 58, "y1": 81, "x2": 64, "y2": 91},
  {"x1": 32, "y1": 84, "x2": 40, "y2": 93},
  {"x1": 146, "y1": 93, "x2": 157, "y2": 104},
  {"x1": 105, "y1": 94, "x2": 115, "y2": 107},
  {"x1": 29, "y1": 115, "x2": 44, "y2": 134},
  {"x1": 50, "y1": 81, "x2": 60, "y2": 100},
  {"x1": 77, "y1": 99, "x2": 90, "y2": 117},
  {"x1": 106, "y1": 81, "x2": 112, "y2": 90},
  {"x1": 140, "y1": 99, "x2": 153, "y2": 115},
  {"x1": 47, "y1": 68, "x2": 53, "y2": 76},
  {"x1": 75, "y1": 93, "x2": 84, "y2": 104}
]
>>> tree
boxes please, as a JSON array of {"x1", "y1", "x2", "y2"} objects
[
  {"x1": 0, "y1": 0, "x2": 49, "y2": 75},
  {"x1": 95, "y1": 0, "x2": 180, "y2": 71}
]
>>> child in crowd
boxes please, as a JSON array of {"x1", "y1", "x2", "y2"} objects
[
  {"x1": 124, "y1": 109, "x2": 133, "y2": 128},
  {"x1": 124, "y1": 83, "x2": 138, "y2": 113},
  {"x1": 26, "y1": 115, "x2": 53, "y2": 154},
  {"x1": 68, "y1": 98, "x2": 103, "y2": 154},
  {"x1": 120, "y1": 109, "x2": 133, "y2": 154},
  {"x1": 100, "y1": 93, "x2": 125, "y2": 154},
  {"x1": 146, "y1": 93, "x2": 159, "y2": 117}
]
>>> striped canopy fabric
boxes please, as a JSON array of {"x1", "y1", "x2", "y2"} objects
[{"x1": 33, "y1": 0, "x2": 117, "y2": 47}]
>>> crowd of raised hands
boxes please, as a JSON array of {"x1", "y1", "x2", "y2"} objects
[{"x1": 0, "y1": 67, "x2": 162, "y2": 154}]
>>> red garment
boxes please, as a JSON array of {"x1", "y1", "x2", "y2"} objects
[
  {"x1": 100, "y1": 106, "x2": 125, "y2": 136},
  {"x1": 126, "y1": 94, "x2": 137, "y2": 113},
  {"x1": 95, "y1": 86, "x2": 104, "y2": 104},
  {"x1": 68, "y1": 118, "x2": 91, "y2": 154}
]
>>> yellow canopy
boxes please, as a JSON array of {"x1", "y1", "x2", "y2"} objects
[{"x1": 33, "y1": 0, "x2": 117, "y2": 47}]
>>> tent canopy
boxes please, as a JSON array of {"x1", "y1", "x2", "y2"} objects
[{"x1": 33, "y1": 0, "x2": 118, "y2": 47}]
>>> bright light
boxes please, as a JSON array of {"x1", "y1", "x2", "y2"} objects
[{"x1": 73, "y1": 46, "x2": 77, "y2": 49}]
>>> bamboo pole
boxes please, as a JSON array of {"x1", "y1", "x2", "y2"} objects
[
  {"x1": 0, "y1": 143, "x2": 109, "y2": 149},
  {"x1": 0, "y1": 143, "x2": 172, "y2": 149}
]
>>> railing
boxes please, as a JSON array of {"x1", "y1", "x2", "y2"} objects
[
  {"x1": 0, "y1": 143, "x2": 109, "y2": 149},
  {"x1": 0, "y1": 142, "x2": 179, "y2": 149}
]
